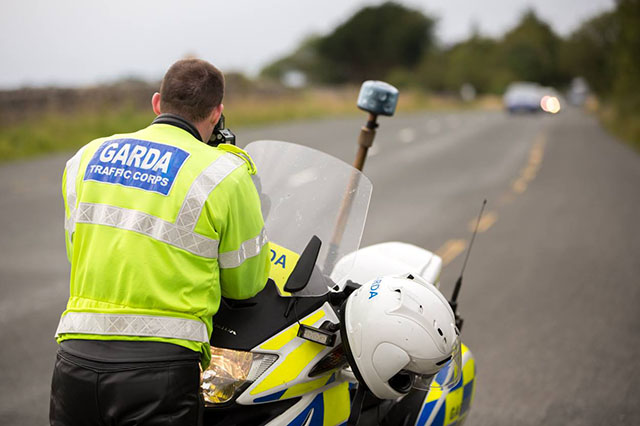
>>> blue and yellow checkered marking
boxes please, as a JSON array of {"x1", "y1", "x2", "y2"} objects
[
  {"x1": 253, "y1": 389, "x2": 286, "y2": 403},
  {"x1": 285, "y1": 382, "x2": 350, "y2": 426},
  {"x1": 416, "y1": 344, "x2": 476, "y2": 426}
]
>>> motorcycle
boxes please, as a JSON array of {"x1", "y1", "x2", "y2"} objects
[{"x1": 201, "y1": 82, "x2": 477, "y2": 426}]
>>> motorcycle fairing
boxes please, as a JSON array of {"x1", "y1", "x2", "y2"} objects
[
  {"x1": 274, "y1": 343, "x2": 475, "y2": 426},
  {"x1": 235, "y1": 303, "x2": 343, "y2": 405},
  {"x1": 211, "y1": 280, "x2": 328, "y2": 352},
  {"x1": 245, "y1": 344, "x2": 475, "y2": 426},
  {"x1": 413, "y1": 344, "x2": 476, "y2": 426},
  {"x1": 263, "y1": 381, "x2": 351, "y2": 426}
]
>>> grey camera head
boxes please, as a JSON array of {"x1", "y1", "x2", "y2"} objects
[{"x1": 357, "y1": 81, "x2": 399, "y2": 117}]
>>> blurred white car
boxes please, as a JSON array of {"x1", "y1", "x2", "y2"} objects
[
  {"x1": 503, "y1": 82, "x2": 542, "y2": 113},
  {"x1": 504, "y1": 82, "x2": 561, "y2": 114}
]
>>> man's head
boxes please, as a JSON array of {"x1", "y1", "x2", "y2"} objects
[{"x1": 152, "y1": 59, "x2": 225, "y2": 141}]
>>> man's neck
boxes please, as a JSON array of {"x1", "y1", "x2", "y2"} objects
[{"x1": 152, "y1": 113, "x2": 203, "y2": 142}]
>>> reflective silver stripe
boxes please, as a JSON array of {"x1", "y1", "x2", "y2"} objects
[
  {"x1": 76, "y1": 203, "x2": 219, "y2": 258},
  {"x1": 64, "y1": 146, "x2": 87, "y2": 235},
  {"x1": 56, "y1": 312, "x2": 208, "y2": 343},
  {"x1": 176, "y1": 154, "x2": 245, "y2": 230},
  {"x1": 218, "y1": 227, "x2": 269, "y2": 269}
]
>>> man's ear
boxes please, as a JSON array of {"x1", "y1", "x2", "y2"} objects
[
  {"x1": 152, "y1": 92, "x2": 162, "y2": 115},
  {"x1": 211, "y1": 103, "x2": 224, "y2": 126}
]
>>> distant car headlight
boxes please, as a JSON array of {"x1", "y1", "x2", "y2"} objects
[
  {"x1": 540, "y1": 95, "x2": 561, "y2": 114},
  {"x1": 201, "y1": 346, "x2": 278, "y2": 405}
]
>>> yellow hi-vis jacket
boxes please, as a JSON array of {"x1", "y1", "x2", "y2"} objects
[{"x1": 55, "y1": 122, "x2": 270, "y2": 368}]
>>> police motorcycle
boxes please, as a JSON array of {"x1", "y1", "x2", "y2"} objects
[{"x1": 202, "y1": 82, "x2": 477, "y2": 426}]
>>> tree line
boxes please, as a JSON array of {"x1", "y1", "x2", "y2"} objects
[{"x1": 261, "y1": 1, "x2": 638, "y2": 101}]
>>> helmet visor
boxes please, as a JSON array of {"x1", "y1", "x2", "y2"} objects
[{"x1": 413, "y1": 337, "x2": 462, "y2": 391}]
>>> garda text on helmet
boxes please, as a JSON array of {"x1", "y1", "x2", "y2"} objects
[
  {"x1": 369, "y1": 278, "x2": 382, "y2": 299},
  {"x1": 84, "y1": 139, "x2": 189, "y2": 196}
]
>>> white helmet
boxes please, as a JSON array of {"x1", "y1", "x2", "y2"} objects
[{"x1": 340, "y1": 274, "x2": 461, "y2": 399}]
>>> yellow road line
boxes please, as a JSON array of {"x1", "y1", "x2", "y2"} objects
[
  {"x1": 441, "y1": 131, "x2": 547, "y2": 267},
  {"x1": 468, "y1": 211, "x2": 497, "y2": 233},
  {"x1": 511, "y1": 178, "x2": 527, "y2": 194},
  {"x1": 510, "y1": 132, "x2": 547, "y2": 196},
  {"x1": 436, "y1": 239, "x2": 467, "y2": 266},
  {"x1": 529, "y1": 147, "x2": 544, "y2": 166}
]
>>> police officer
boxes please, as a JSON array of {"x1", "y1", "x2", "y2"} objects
[{"x1": 50, "y1": 59, "x2": 270, "y2": 425}]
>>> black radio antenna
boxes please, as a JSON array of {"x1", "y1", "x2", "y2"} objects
[{"x1": 450, "y1": 199, "x2": 486, "y2": 331}]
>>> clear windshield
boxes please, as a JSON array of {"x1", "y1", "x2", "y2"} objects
[{"x1": 246, "y1": 140, "x2": 372, "y2": 297}]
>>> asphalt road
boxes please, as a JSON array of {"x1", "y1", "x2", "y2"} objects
[{"x1": 1, "y1": 108, "x2": 639, "y2": 425}]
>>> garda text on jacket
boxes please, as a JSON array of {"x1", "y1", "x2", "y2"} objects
[{"x1": 84, "y1": 139, "x2": 189, "y2": 196}]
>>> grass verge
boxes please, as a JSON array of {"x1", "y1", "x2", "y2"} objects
[
  {"x1": 598, "y1": 104, "x2": 640, "y2": 152},
  {"x1": 0, "y1": 89, "x2": 499, "y2": 163}
]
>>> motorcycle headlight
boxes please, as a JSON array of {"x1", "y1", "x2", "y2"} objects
[{"x1": 201, "y1": 347, "x2": 278, "y2": 405}]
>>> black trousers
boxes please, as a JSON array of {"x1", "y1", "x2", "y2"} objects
[{"x1": 50, "y1": 349, "x2": 203, "y2": 426}]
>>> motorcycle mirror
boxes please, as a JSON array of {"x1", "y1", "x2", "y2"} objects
[
  {"x1": 284, "y1": 235, "x2": 322, "y2": 294},
  {"x1": 357, "y1": 80, "x2": 399, "y2": 117}
]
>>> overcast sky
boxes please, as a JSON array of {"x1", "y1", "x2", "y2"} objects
[{"x1": 0, "y1": 0, "x2": 615, "y2": 89}]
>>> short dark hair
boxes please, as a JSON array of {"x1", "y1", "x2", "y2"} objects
[{"x1": 159, "y1": 59, "x2": 225, "y2": 122}]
